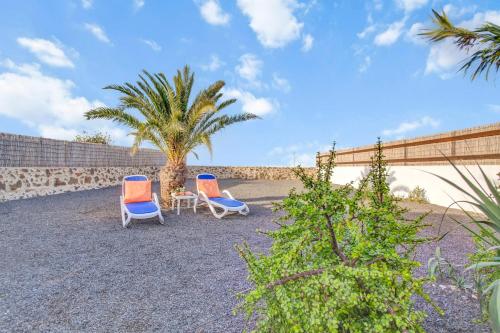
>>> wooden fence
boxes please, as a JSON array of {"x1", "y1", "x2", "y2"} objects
[
  {"x1": 0, "y1": 132, "x2": 166, "y2": 167},
  {"x1": 318, "y1": 122, "x2": 500, "y2": 166}
]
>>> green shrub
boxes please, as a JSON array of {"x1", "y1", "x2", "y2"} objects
[
  {"x1": 431, "y1": 161, "x2": 500, "y2": 332},
  {"x1": 427, "y1": 247, "x2": 473, "y2": 290},
  {"x1": 74, "y1": 131, "x2": 111, "y2": 145},
  {"x1": 408, "y1": 186, "x2": 429, "y2": 204},
  {"x1": 237, "y1": 140, "x2": 435, "y2": 332}
]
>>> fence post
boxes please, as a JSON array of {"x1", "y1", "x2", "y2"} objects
[
  {"x1": 450, "y1": 131, "x2": 456, "y2": 157},
  {"x1": 403, "y1": 140, "x2": 407, "y2": 166}
]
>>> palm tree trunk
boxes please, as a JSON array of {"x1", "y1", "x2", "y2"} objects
[{"x1": 159, "y1": 160, "x2": 187, "y2": 209}]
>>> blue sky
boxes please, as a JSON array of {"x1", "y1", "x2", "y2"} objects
[{"x1": 0, "y1": 0, "x2": 498, "y2": 166}]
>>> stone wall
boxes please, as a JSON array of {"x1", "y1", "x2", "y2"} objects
[
  {"x1": 0, "y1": 167, "x2": 160, "y2": 201},
  {"x1": 0, "y1": 165, "x2": 315, "y2": 202},
  {"x1": 187, "y1": 165, "x2": 316, "y2": 180}
]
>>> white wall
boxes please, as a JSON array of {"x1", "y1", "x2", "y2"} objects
[{"x1": 333, "y1": 165, "x2": 500, "y2": 209}]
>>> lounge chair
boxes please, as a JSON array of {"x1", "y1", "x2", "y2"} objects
[
  {"x1": 195, "y1": 173, "x2": 249, "y2": 219},
  {"x1": 120, "y1": 175, "x2": 164, "y2": 228}
]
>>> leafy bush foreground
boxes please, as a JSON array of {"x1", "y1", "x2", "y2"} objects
[{"x1": 237, "y1": 140, "x2": 437, "y2": 332}]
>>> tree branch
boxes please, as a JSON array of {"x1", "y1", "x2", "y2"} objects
[
  {"x1": 266, "y1": 268, "x2": 325, "y2": 289},
  {"x1": 323, "y1": 211, "x2": 349, "y2": 264}
]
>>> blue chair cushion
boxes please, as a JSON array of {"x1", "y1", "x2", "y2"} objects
[
  {"x1": 209, "y1": 197, "x2": 245, "y2": 208},
  {"x1": 197, "y1": 174, "x2": 216, "y2": 180},
  {"x1": 124, "y1": 176, "x2": 148, "y2": 181},
  {"x1": 126, "y1": 201, "x2": 158, "y2": 214}
]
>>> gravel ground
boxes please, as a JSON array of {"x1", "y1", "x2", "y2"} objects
[{"x1": 0, "y1": 180, "x2": 489, "y2": 332}]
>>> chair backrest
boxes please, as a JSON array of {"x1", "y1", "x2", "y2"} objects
[
  {"x1": 196, "y1": 173, "x2": 221, "y2": 198},
  {"x1": 124, "y1": 175, "x2": 148, "y2": 181},
  {"x1": 122, "y1": 175, "x2": 148, "y2": 195}
]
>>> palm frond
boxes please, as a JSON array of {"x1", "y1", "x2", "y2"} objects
[
  {"x1": 85, "y1": 65, "x2": 258, "y2": 164},
  {"x1": 204, "y1": 113, "x2": 259, "y2": 137},
  {"x1": 421, "y1": 9, "x2": 500, "y2": 80},
  {"x1": 85, "y1": 107, "x2": 143, "y2": 130}
]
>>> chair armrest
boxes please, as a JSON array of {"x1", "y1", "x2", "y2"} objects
[
  {"x1": 222, "y1": 190, "x2": 235, "y2": 199},
  {"x1": 198, "y1": 190, "x2": 209, "y2": 201}
]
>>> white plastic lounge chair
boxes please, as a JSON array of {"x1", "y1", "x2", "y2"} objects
[
  {"x1": 195, "y1": 173, "x2": 249, "y2": 219},
  {"x1": 120, "y1": 175, "x2": 164, "y2": 228}
]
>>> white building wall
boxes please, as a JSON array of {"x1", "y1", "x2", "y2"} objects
[{"x1": 333, "y1": 165, "x2": 500, "y2": 209}]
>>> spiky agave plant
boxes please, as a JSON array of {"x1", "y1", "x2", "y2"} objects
[
  {"x1": 431, "y1": 161, "x2": 500, "y2": 332},
  {"x1": 421, "y1": 9, "x2": 500, "y2": 81},
  {"x1": 85, "y1": 65, "x2": 258, "y2": 208}
]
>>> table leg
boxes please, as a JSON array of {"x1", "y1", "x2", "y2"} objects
[
  {"x1": 171, "y1": 198, "x2": 174, "y2": 211},
  {"x1": 177, "y1": 199, "x2": 180, "y2": 215}
]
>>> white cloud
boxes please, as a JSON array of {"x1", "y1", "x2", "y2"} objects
[
  {"x1": 134, "y1": 0, "x2": 145, "y2": 10},
  {"x1": 301, "y1": 34, "x2": 314, "y2": 52},
  {"x1": 272, "y1": 73, "x2": 291, "y2": 93},
  {"x1": 373, "y1": 0, "x2": 383, "y2": 10},
  {"x1": 224, "y1": 88, "x2": 276, "y2": 116},
  {"x1": 299, "y1": 0, "x2": 317, "y2": 14},
  {"x1": 38, "y1": 125, "x2": 79, "y2": 140},
  {"x1": 358, "y1": 55, "x2": 372, "y2": 73},
  {"x1": 357, "y1": 14, "x2": 376, "y2": 39},
  {"x1": 374, "y1": 19, "x2": 405, "y2": 46},
  {"x1": 199, "y1": 0, "x2": 230, "y2": 26},
  {"x1": 357, "y1": 25, "x2": 376, "y2": 39},
  {"x1": 395, "y1": 0, "x2": 427, "y2": 13},
  {"x1": 84, "y1": 23, "x2": 111, "y2": 44},
  {"x1": 424, "y1": 11, "x2": 500, "y2": 78},
  {"x1": 443, "y1": 4, "x2": 477, "y2": 19},
  {"x1": 81, "y1": 0, "x2": 93, "y2": 9},
  {"x1": 0, "y1": 59, "x2": 133, "y2": 143},
  {"x1": 142, "y1": 39, "x2": 161, "y2": 51},
  {"x1": 268, "y1": 141, "x2": 326, "y2": 166},
  {"x1": 424, "y1": 39, "x2": 467, "y2": 78},
  {"x1": 17, "y1": 37, "x2": 74, "y2": 68},
  {"x1": 293, "y1": 153, "x2": 316, "y2": 167},
  {"x1": 382, "y1": 116, "x2": 439, "y2": 137},
  {"x1": 237, "y1": 0, "x2": 304, "y2": 48},
  {"x1": 405, "y1": 22, "x2": 426, "y2": 45},
  {"x1": 487, "y1": 104, "x2": 500, "y2": 113},
  {"x1": 459, "y1": 11, "x2": 500, "y2": 30},
  {"x1": 235, "y1": 53, "x2": 263, "y2": 82},
  {"x1": 201, "y1": 54, "x2": 224, "y2": 71},
  {"x1": 0, "y1": 59, "x2": 102, "y2": 126}
]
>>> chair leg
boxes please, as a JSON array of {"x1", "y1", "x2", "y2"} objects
[
  {"x1": 123, "y1": 214, "x2": 132, "y2": 228},
  {"x1": 121, "y1": 205, "x2": 126, "y2": 225},
  {"x1": 240, "y1": 205, "x2": 250, "y2": 216},
  {"x1": 208, "y1": 203, "x2": 219, "y2": 218},
  {"x1": 158, "y1": 211, "x2": 165, "y2": 224},
  {"x1": 213, "y1": 208, "x2": 228, "y2": 219}
]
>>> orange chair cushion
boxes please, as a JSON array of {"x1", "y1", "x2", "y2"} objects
[
  {"x1": 124, "y1": 180, "x2": 152, "y2": 203},
  {"x1": 197, "y1": 179, "x2": 221, "y2": 197}
]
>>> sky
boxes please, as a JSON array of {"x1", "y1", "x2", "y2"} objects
[{"x1": 0, "y1": 0, "x2": 498, "y2": 167}]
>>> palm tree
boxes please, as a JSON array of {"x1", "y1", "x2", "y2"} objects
[
  {"x1": 421, "y1": 9, "x2": 500, "y2": 80},
  {"x1": 85, "y1": 65, "x2": 258, "y2": 208}
]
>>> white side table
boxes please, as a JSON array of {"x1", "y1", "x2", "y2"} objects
[{"x1": 171, "y1": 192, "x2": 198, "y2": 215}]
